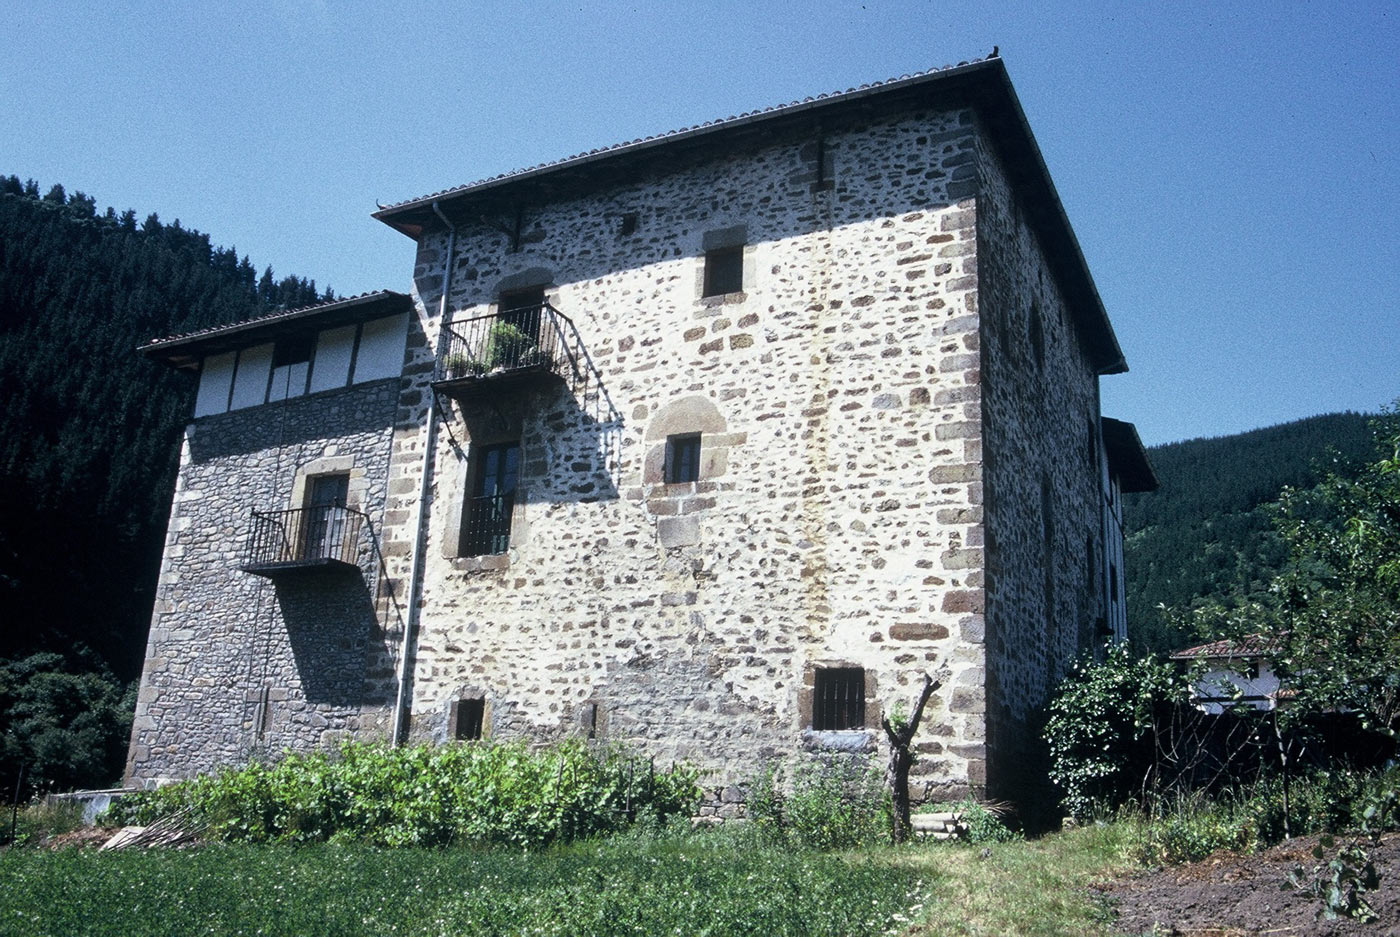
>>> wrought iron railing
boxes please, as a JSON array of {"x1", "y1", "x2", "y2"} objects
[
  {"x1": 244, "y1": 506, "x2": 365, "y2": 570},
  {"x1": 459, "y1": 492, "x2": 515, "y2": 557},
  {"x1": 436, "y1": 303, "x2": 582, "y2": 389}
]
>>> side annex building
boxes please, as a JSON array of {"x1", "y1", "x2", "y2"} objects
[{"x1": 128, "y1": 56, "x2": 1157, "y2": 814}]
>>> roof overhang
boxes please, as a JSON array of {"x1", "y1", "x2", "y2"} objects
[
  {"x1": 141, "y1": 291, "x2": 413, "y2": 371},
  {"x1": 372, "y1": 57, "x2": 1127, "y2": 376},
  {"x1": 1102, "y1": 417, "x2": 1159, "y2": 492}
]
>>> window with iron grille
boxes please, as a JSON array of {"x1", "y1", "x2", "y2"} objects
[
  {"x1": 813, "y1": 667, "x2": 866, "y2": 730},
  {"x1": 702, "y1": 246, "x2": 743, "y2": 297},
  {"x1": 453, "y1": 698, "x2": 485, "y2": 741},
  {"x1": 664, "y1": 433, "x2": 701, "y2": 484},
  {"x1": 460, "y1": 441, "x2": 520, "y2": 556}
]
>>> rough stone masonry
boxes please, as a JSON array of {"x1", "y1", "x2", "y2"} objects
[{"x1": 129, "y1": 58, "x2": 1136, "y2": 820}]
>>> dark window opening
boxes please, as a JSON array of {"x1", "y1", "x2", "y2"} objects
[
  {"x1": 461, "y1": 441, "x2": 520, "y2": 556},
  {"x1": 272, "y1": 334, "x2": 314, "y2": 367},
  {"x1": 664, "y1": 433, "x2": 701, "y2": 484},
  {"x1": 619, "y1": 212, "x2": 639, "y2": 236},
  {"x1": 454, "y1": 698, "x2": 485, "y2": 741},
  {"x1": 703, "y1": 246, "x2": 743, "y2": 297},
  {"x1": 302, "y1": 473, "x2": 349, "y2": 560},
  {"x1": 813, "y1": 667, "x2": 865, "y2": 730},
  {"x1": 499, "y1": 287, "x2": 545, "y2": 345},
  {"x1": 268, "y1": 334, "x2": 314, "y2": 401}
]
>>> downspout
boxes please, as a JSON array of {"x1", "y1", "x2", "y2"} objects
[{"x1": 391, "y1": 200, "x2": 457, "y2": 745}]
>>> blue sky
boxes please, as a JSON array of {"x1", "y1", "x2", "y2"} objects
[{"x1": 2, "y1": 1, "x2": 1395, "y2": 446}]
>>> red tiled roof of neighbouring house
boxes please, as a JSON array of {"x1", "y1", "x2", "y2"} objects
[{"x1": 1170, "y1": 634, "x2": 1283, "y2": 661}]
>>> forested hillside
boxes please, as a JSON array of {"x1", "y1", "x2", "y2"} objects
[
  {"x1": 0, "y1": 177, "x2": 334, "y2": 793},
  {"x1": 1124, "y1": 411, "x2": 1383, "y2": 653}
]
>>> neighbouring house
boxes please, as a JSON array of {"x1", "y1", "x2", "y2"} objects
[
  {"x1": 127, "y1": 54, "x2": 1154, "y2": 817},
  {"x1": 1171, "y1": 635, "x2": 1285, "y2": 714}
]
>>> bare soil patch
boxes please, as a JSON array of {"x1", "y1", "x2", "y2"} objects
[
  {"x1": 1102, "y1": 834, "x2": 1400, "y2": 936},
  {"x1": 37, "y1": 826, "x2": 115, "y2": 849}
]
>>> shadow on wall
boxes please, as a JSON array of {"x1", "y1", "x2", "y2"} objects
[
  {"x1": 451, "y1": 381, "x2": 625, "y2": 507},
  {"x1": 187, "y1": 379, "x2": 400, "y2": 463},
  {"x1": 274, "y1": 567, "x2": 391, "y2": 707}
]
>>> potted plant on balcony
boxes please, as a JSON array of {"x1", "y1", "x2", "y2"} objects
[
  {"x1": 484, "y1": 321, "x2": 538, "y2": 371},
  {"x1": 441, "y1": 351, "x2": 487, "y2": 379}
]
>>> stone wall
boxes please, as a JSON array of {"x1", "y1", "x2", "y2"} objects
[
  {"x1": 381, "y1": 104, "x2": 994, "y2": 796},
  {"x1": 973, "y1": 121, "x2": 1105, "y2": 816},
  {"x1": 125, "y1": 379, "x2": 403, "y2": 785}
]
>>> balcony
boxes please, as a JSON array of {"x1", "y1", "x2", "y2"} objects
[
  {"x1": 241, "y1": 506, "x2": 366, "y2": 578},
  {"x1": 433, "y1": 303, "x2": 584, "y2": 400}
]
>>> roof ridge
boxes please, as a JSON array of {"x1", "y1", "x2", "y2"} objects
[
  {"x1": 375, "y1": 57, "x2": 995, "y2": 214},
  {"x1": 143, "y1": 289, "x2": 405, "y2": 348}
]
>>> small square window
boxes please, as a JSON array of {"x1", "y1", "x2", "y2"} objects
[
  {"x1": 454, "y1": 698, "x2": 485, "y2": 741},
  {"x1": 703, "y1": 246, "x2": 743, "y2": 297},
  {"x1": 813, "y1": 667, "x2": 866, "y2": 730},
  {"x1": 664, "y1": 433, "x2": 701, "y2": 484}
]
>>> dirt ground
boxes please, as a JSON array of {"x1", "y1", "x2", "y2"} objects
[{"x1": 1102, "y1": 834, "x2": 1400, "y2": 936}]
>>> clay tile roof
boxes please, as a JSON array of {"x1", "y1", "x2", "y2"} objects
[
  {"x1": 1170, "y1": 633, "x2": 1283, "y2": 661},
  {"x1": 141, "y1": 290, "x2": 412, "y2": 370}
]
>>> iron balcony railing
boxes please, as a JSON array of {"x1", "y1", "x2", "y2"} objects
[
  {"x1": 243, "y1": 506, "x2": 366, "y2": 574},
  {"x1": 459, "y1": 492, "x2": 515, "y2": 557},
  {"x1": 435, "y1": 303, "x2": 583, "y2": 392}
]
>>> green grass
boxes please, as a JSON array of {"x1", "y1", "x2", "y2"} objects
[
  {"x1": 0, "y1": 822, "x2": 1148, "y2": 937},
  {"x1": 900, "y1": 822, "x2": 1141, "y2": 937},
  {"x1": 0, "y1": 829, "x2": 928, "y2": 937}
]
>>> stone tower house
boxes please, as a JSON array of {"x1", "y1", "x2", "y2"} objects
[{"x1": 129, "y1": 56, "x2": 1155, "y2": 814}]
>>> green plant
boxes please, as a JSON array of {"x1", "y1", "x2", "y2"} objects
[
  {"x1": 938, "y1": 799, "x2": 1018, "y2": 844},
  {"x1": 1, "y1": 798, "x2": 86, "y2": 847},
  {"x1": 1044, "y1": 646, "x2": 1185, "y2": 820},
  {"x1": 483, "y1": 321, "x2": 535, "y2": 369},
  {"x1": 441, "y1": 351, "x2": 485, "y2": 377},
  {"x1": 106, "y1": 740, "x2": 701, "y2": 848},
  {"x1": 1285, "y1": 834, "x2": 1380, "y2": 922},
  {"x1": 746, "y1": 757, "x2": 890, "y2": 850}
]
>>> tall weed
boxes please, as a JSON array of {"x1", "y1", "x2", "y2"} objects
[{"x1": 747, "y1": 757, "x2": 890, "y2": 850}]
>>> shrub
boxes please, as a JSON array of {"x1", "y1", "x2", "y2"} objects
[
  {"x1": 747, "y1": 757, "x2": 890, "y2": 850},
  {"x1": 106, "y1": 740, "x2": 701, "y2": 848},
  {"x1": 1044, "y1": 646, "x2": 1185, "y2": 820},
  {"x1": 1134, "y1": 766, "x2": 1400, "y2": 864}
]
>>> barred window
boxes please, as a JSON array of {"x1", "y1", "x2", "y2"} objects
[{"x1": 813, "y1": 667, "x2": 866, "y2": 730}]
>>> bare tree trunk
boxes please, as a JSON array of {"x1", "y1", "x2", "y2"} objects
[{"x1": 883, "y1": 674, "x2": 942, "y2": 844}]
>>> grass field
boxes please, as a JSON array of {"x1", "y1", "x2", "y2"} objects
[{"x1": 0, "y1": 823, "x2": 1139, "y2": 937}]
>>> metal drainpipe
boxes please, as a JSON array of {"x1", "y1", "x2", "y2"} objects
[{"x1": 391, "y1": 200, "x2": 456, "y2": 745}]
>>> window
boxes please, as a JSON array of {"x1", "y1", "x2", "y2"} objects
[
  {"x1": 267, "y1": 334, "x2": 313, "y2": 402},
  {"x1": 619, "y1": 212, "x2": 639, "y2": 236},
  {"x1": 664, "y1": 433, "x2": 701, "y2": 484},
  {"x1": 702, "y1": 246, "x2": 743, "y2": 297},
  {"x1": 813, "y1": 667, "x2": 866, "y2": 730},
  {"x1": 499, "y1": 287, "x2": 545, "y2": 343},
  {"x1": 302, "y1": 474, "x2": 349, "y2": 560},
  {"x1": 453, "y1": 698, "x2": 485, "y2": 741},
  {"x1": 461, "y1": 441, "x2": 520, "y2": 556}
]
